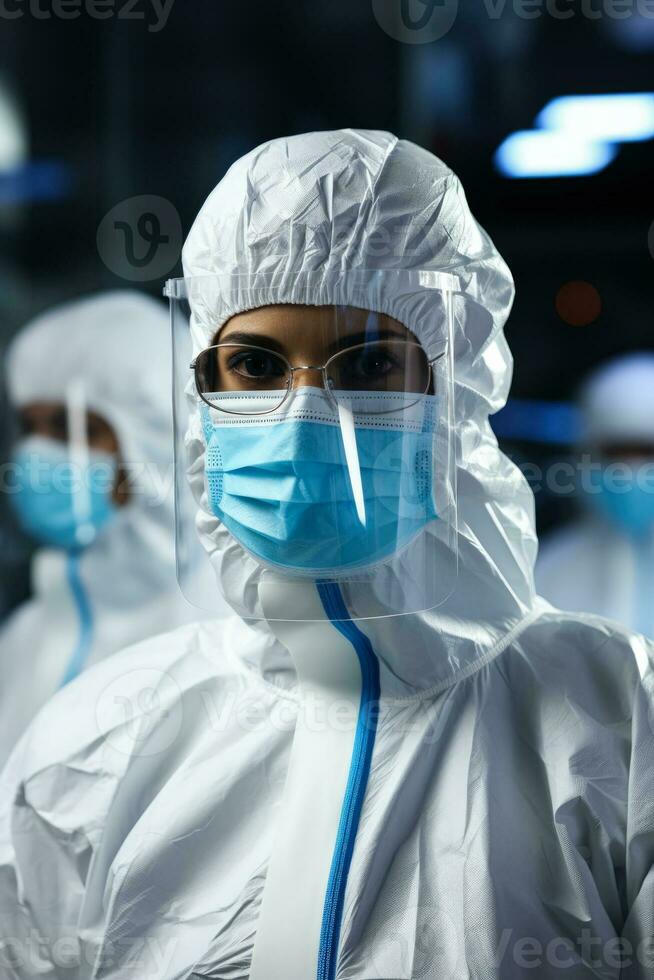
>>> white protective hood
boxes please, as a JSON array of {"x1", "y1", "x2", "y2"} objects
[
  {"x1": 579, "y1": 352, "x2": 654, "y2": 446},
  {"x1": 182, "y1": 128, "x2": 537, "y2": 694}
]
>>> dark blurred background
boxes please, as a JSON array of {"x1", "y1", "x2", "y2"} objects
[{"x1": 1, "y1": 0, "x2": 653, "y2": 609}]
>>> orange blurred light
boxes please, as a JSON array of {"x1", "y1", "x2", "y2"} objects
[{"x1": 555, "y1": 281, "x2": 602, "y2": 327}]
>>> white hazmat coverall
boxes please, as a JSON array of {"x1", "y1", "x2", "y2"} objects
[
  {"x1": 537, "y1": 353, "x2": 654, "y2": 638},
  {"x1": 1, "y1": 132, "x2": 654, "y2": 980},
  {"x1": 0, "y1": 291, "x2": 212, "y2": 769}
]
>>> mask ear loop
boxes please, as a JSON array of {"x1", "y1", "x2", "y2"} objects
[{"x1": 66, "y1": 380, "x2": 95, "y2": 548}]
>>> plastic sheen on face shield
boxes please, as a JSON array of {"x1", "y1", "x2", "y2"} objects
[{"x1": 167, "y1": 271, "x2": 459, "y2": 621}]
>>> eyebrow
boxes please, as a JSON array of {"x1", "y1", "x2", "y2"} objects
[
  {"x1": 215, "y1": 327, "x2": 409, "y2": 357},
  {"x1": 214, "y1": 331, "x2": 288, "y2": 355}
]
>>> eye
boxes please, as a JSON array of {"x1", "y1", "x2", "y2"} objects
[
  {"x1": 227, "y1": 350, "x2": 288, "y2": 381},
  {"x1": 339, "y1": 346, "x2": 399, "y2": 382}
]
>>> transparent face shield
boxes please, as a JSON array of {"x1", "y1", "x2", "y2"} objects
[
  {"x1": 167, "y1": 271, "x2": 459, "y2": 621},
  {"x1": 5, "y1": 381, "x2": 119, "y2": 551}
]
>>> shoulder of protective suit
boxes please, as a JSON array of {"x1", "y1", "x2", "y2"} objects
[
  {"x1": 518, "y1": 601, "x2": 654, "y2": 693},
  {"x1": 2, "y1": 617, "x2": 242, "y2": 786}
]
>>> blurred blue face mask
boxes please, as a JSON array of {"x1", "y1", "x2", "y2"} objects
[
  {"x1": 586, "y1": 460, "x2": 654, "y2": 537},
  {"x1": 202, "y1": 388, "x2": 438, "y2": 573},
  {"x1": 9, "y1": 435, "x2": 118, "y2": 550}
]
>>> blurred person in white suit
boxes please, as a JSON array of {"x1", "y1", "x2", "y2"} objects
[
  {"x1": 537, "y1": 352, "x2": 654, "y2": 637},
  {"x1": 0, "y1": 290, "x2": 216, "y2": 768}
]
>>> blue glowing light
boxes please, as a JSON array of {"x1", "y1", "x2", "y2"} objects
[
  {"x1": 538, "y1": 93, "x2": 654, "y2": 144},
  {"x1": 492, "y1": 399, "x2": 582, "y2": 445},
  {"x1": 495, "y1": 92, "x2": 654, "y2": 179},
  {"x1": 494, "y1": 130, "x2": 617, "y2": 179},
  {"x1": 0, "y1": 161, "x2": 73, "y2": 204}
]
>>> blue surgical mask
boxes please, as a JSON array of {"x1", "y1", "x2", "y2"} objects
[
  {"x1": 588, "y1": 482, "x2": 654, "y2": 537},
  {"x1": 202, "y1": 389, "x2": 438, "y2": 573},
  {"x1": 9, "y1": 436, "x2": 118, "y2": 550}
]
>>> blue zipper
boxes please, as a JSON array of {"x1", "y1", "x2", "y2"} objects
[
  {"x1": 60, "y1": 551, "x2": 94, "y2": 687},
  {"x1": 315, "y1": 582, "x2": 380, "y2": 980}
]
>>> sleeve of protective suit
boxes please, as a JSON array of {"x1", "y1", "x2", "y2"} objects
[
  {"x1": 0, "y1": 619, "x2": 214, "y2": 979},
  {"x1": 0, "y1": 700, "x2": 121, "y2": 979},
  {"x1": 621, "y1": 643, "x2": 654, "y2": 978},
  {"x1": 0, "y1": 739, "x2": 82, "y2": 979}
]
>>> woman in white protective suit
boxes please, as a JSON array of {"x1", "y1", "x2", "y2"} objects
[
  {"x1": 1, "y1": 131, "x2": 654, "y2": 980},
  {"x1": 537, "y1": 353, "x2": 654, "y2": 638},
  {"x1": 0, "y1": 291, "x2": 208, "y2": 769}
]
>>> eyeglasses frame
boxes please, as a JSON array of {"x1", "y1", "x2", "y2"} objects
[{"x1": 190, "y1": 339, "x2": 447, "y2": 417}]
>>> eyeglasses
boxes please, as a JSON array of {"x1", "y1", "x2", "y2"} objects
[{"x1": 191, "y1": 339, "x2": 446, "y2": 416}]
